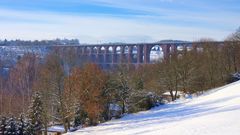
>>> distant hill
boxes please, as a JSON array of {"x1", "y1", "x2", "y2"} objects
[{"x1": 157, "y1": 39, "x2": 190, "y2": 43}]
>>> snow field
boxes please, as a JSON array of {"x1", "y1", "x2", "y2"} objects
[{"x1": 67, "y1": 81, "x2": 240, "y2": 135}]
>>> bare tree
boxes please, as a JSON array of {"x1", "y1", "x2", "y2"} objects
[
  {"x1": 6, "y1": 53, "x2": 39, "y2": 114},
  {"x1": 33, "y1": 53, "x2": 68, "y2": 132},
  {"x1": 70, "y1": 63, "x2": 107, "y2": 126}
]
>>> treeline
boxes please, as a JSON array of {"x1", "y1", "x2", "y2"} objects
[
  {"x1": 0, "y1": 38, "x2": 80, "y2": 46},
  {"x1": 0, "y1": 29, "x2": 240, "y2": 134}
]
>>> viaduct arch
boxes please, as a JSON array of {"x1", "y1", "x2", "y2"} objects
[{"x1": 44, "y1": 41, "x2": 225, "y2": 68}]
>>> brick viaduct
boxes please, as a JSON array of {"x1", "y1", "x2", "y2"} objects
[{"x1": 46, "y1": 41, "x2": 224, "y2": 68}]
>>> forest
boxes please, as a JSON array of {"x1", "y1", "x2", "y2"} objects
[{"x1": 0, "y1": 28, "x2": 240, "y2": 134}]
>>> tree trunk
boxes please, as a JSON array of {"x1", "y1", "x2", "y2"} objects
[
  {"x1": 122, "y1": 101, "x2": 125, "y2": 114},
  {"x1": 64, "y1": 118, "x2": 71, "y2": 131},
  {"x1": 174, "y1": 90, "x2": 178, "y2": 101},
  {"x1": 44, "y1": 125, "x2": 48, "y2": 135},
  {"x1": 170, "y1": 90, "x2": 174, "y2": 101},
  {"x1": 63, "y1": 122, "x2": 68, "y2": 133}
]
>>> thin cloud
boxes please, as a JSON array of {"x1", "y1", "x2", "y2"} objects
[
  {"x1": 0, "y1": 8, "x2": 231, "y2": 43},
  {"x1": 70, "y1": 0, "x2": 240, "y2": 32},
  {"x1": 0, "y1": 0, "x2": 239, "y2": 43}
]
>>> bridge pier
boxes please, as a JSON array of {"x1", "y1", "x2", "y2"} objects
[
  {"x1": 120, "y1": 46, "x2": 125, "y2": 63},
  {"x1": 112, "y1": 46, "x2": 117, "y2": 64},
  {"x1": 161, "y1": 45, "x2": 170, "y2": 59},
  {"x1": 128, "y1": 46, "x2": 133, "y2": 63},
  {"x1": 171, "y1": 44, "x2": 177, "y2": 53},
  {"x1": 104, "y1": 46, "x2": 109, "y2": 64},
  {"x1": 137, "y1": 45, "x2": 143, "y2": 64},
  {"x1": 96, "y1": 46, "x2": 102, "y2": 63},
  {"x1": 144, "y1": 45, "x2": 151, "y2": 64},
  {"x1": 89, "y1": 47, "x2": 94, "y2": 62}
]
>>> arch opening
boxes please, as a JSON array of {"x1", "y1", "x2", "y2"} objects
[
  {"x1": 100, "y1": 46, "x2": 106, "y2": 52},
  {"x1": 150, "y1": 45, "x2": 164, "y2": 63},
  {"x1": 116, "y1": 46, "x2": 121, "y2": 54},
  {"x1": 177, "y1": 45, "x2": 184, "y2": 51}
]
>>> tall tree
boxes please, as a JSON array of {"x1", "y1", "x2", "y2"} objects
[
  {"x1": 33, "y1": 53, "x2": 70, "y2": 132},
  {"x1": 70, "y1": 63, "x2": 107, "y2": 126},
  {"x1": 17, "y1": 114, "x2": 25, "y2": 135},
  {"x1": 28, "y1": 92, "x2": 44, "y2": 135},
  {"x1": 157, "y1": 55, "x2": 180, "y2": 101},
  {"x1": 113, "y1": 65, "x2": 132, "y2": 114},
  {"x1": 7, "y1": 53, "x2": 39, "y2": 114},
  {"x1": 224, "y1": 28, "x2": 240, "y2": 72}
]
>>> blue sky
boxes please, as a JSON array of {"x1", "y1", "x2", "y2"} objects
[{"x1": 0, "y1": 0, "x2": 239, "y2": 43}]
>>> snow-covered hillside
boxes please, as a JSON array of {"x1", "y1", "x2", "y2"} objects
[{"x1": 67, "y1": 81, "x2": 240, "y2": 135}]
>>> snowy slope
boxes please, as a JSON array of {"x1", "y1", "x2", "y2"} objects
[{"x1": 67, "y1": 81, "x2": 240, "y2": 135}]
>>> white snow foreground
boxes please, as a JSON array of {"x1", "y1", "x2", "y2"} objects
[{"x1": 67, "y1": 81, "x2": 240, "y2": 135}]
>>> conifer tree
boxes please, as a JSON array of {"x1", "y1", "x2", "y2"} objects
[
  {"x1": 23, "y1": 120, "x2": 35, "y2": 135},
  {"x1": 0, "y1": 116, "x2": 7, "y2": 135},
  {"x1": 16, "y1": 114, "x2": 35, "y2": 135},
  {"x1": 28, "y1": 92, "x2": 44, "y2": 134},
  {"x1": 73, "y1": 106, "x2": 87, "y2": 127},
  {"x1": 5, "y1": 117, "x2": 17, "y2": 135},
  {"x1": 17, "y1": 114, "x2": 25, "y2": 135}
]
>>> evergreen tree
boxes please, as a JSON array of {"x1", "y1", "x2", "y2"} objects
[
  {"x1": 17, "y1": 114, "x2": 25, "y2": 135},
  {"x1": 73, "y1": 106, "x2": 87, "y2": 127},
  {"x1": 0, "y1": 116, "x2": 7, "y2": 135},
  {"x1": 23, "y1": 119, "x2": 35, "y2": 135},
  {"x1": 28, "y1": 92, "x2": 44, "y2": 134},
  {"x1": 5, "y1": 117, "x2": 17, "y2": 135},
  {"x1": 16, "y1": 114, "x2": 35, "y2": 135}
]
